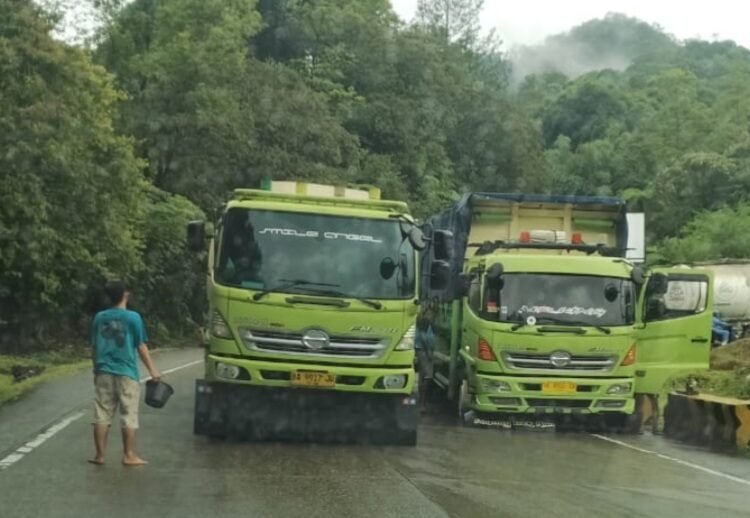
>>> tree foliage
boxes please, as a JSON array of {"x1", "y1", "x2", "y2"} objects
[
  {"x1": 416, "y1": 0, "x2": 484, "y2": 45},
  {"x1": 658, "y1": 205, "x2": 750, "y2": 264},
  {"x1": 5, "y1": 4, "x2": 750, "y2": 350},
  {"x1": 0, "y1": 0, "x2": 145, "y2": 348}
]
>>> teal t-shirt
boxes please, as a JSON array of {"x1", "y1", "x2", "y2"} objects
[{"x1": 91, "y1": 308, "x2": 148, "y2": 381}]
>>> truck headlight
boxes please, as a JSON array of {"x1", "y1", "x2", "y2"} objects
[
  {"x1": 215, "y1": 362, "x2": 241, "y2": 380},
  {"x1": 606, "y1": 383, "x2": 632, "y2": 395},
  {"x1": 382, "y1": 374, "x2": 407, "y2": 389},
  {"x1": 395, "y1": 325, "x2": 416, "y2": 351},
  {"x1": 211, "y1": 311, "x2": 233, "y2": 339},
  {"x1": 481, "y1": 379, "x2": 511, "y2": 392}
]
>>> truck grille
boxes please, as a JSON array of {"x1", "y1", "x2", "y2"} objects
[
  {"x1": 525, "y1": 398, "x2": 592, "y2": 409},
  {"x1": 239, "y1": 328, "x2": 387, "y2": 358},
  {"x1": 501, "y1": 351, "x2": 616, "y2": 372}
]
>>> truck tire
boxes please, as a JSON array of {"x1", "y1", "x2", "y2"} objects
[
  {"x1": 394, "y1": 428, "x2": 418, "y2": 446},
  {"x1": 595, "y1": 411, "x2": 641, "y2": 434},
  {"x1": 206, "y1": 430, "x2": 227, "y2": 441}
]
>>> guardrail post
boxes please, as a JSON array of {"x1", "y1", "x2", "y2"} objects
[{"x1": 664, "y1": 393, "x2": 750, "y2": 452}]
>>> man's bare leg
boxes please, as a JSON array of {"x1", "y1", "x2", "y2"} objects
[
  {"x1": 121, "y1": 427, "x2": 147, "y2": 466},
  {"x1": 89, "y1": 424, "x2": 109, "y2": 465}
]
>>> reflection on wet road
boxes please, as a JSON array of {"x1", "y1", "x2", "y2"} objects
[{"x1": 1, "y1": 349, "x2": 748, "y2": 518}]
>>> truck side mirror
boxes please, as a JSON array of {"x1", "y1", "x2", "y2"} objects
[
  {"x1": 486, "y1": 263, "x2": 504, "y2": 281},
  {"x1": 433, "y1": 230, "x2": 454, "y2": 261},
  {"x1": 456, "y1": 273, "x2": 472, "y2": 298},
  {"x1": 187, "y1": 220, "x2": 206, "y2": 252},
  {"x1": 430, "y1": 260, "x2": 451, "y2": 291},
  {"x1": 631, "y1": 266, "x2": 645, "y2": 285},
  {"x1": 407, "y1": 227, "x2": 427, "y2": 251}
]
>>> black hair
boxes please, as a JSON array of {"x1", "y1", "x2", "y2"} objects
[{"x1": 104, "y1": 280, "x2": 127, "y2": 307}]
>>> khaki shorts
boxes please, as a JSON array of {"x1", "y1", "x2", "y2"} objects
[
  {"x1": 93, "y1": 374, "x2": 140, "y2": 429},
  {"x1": 416, "y1": 350, "x2": 434, "y2": 379}
]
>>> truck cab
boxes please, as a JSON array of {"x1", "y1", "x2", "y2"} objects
[
  {"x1": 422, "y1": 193, "x2": 712, "y2": 429},
  {"x1": 456, "y1": 254, "x2": 639, "y2": 420},
  {"x1": 188, "y1": 181, "x2": 425, "y2": 444}
]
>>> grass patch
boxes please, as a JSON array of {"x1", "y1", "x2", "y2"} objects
[
  {"x1": 670, "y1": 339, "x2": 750, "y2": 399},
  {"x1": 0, "y1": 339, "x2": 196, "y2": 408},
  {"x1": 0, "y1": 346, "x2": 91, "y2": 406}
]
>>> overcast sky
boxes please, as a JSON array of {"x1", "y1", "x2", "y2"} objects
[{"x1": 391, "y1": 1, "x2": 750, "y2": 49}]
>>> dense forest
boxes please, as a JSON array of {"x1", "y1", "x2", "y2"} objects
[{"x1": 2, "y1": 0, "x2": 750, "y2": 351}]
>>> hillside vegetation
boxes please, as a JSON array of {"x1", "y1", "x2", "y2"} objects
[{"x1": 3, "y1": 1, "x2": 750, "y2": 351}]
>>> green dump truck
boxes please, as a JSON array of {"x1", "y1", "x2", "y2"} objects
[
  {"x1": 421, "y1": 193, "x2": 713, "y2": 430},
  {"x1": 187, "y1": 181, "x2": 425, "y2": 444}
]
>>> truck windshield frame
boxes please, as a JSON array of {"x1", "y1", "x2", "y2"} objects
[
  {"x1": 215, "y1": 208, "x2": 416, "y2": 300},
  {"x1": 480, "y1": 273, "x2": 635, "y2": 327}
]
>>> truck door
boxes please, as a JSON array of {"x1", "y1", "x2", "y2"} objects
[{"x1": 634, "y1": 269, "x2": 712, "y2": 395}]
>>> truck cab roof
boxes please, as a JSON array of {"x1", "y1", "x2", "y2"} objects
[
  {"x1": 468, "y1": 254, "x2": 635, "y2": 279},
  {"x1": 226, "y1": 188, "x2": 412, "y2": 221}
]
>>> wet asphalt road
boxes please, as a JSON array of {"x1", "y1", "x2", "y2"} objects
[{"x1": 1, "y1": 348, "x2": 749, "y2": 518}]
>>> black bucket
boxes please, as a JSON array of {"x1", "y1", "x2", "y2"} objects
[{"x1": 145, "y1": 380, "x2": 174, "y2": 409}]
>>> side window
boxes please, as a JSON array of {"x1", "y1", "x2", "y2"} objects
[
  {"x1": 468, "y1": 278, "x2": 481, "y2": 314},
  {"x1": 645, "y1": 275, "x2": 709, "y2": 322}
]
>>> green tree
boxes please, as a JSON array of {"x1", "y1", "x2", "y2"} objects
[
  {"x1": 98, "y1": 0, "x2": 363, "y2": 213},
  {"x1": 648, "y1": 152, "x2": 750, "y2": 239},
  {"x1": 658, "y1": 205, "x2": 750, "y2": 263},
  {"x1": 0, "y1": 0, "x2": 144, "y2": 349},
  {"x1": 541, "y1": 72, "x2": 635, "y2": 148},
  {"x1": 416, "y1": 0, "x2": 484, "y2": 45},
  {"x1": 133, "y1": 187, "x2": 204, "y2": 339}
]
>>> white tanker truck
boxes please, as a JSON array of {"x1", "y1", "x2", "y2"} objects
[{"x1": 696, "y1": 261, "x2": 750, "y2": 339}]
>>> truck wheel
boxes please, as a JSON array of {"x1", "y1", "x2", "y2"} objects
[
  {"x1": 602, "y1": 413, "x2": 628, "y2": 433},
  {"x1": 207, "y1": 430, "x2": 227, "y2": 441},
  {"x1": 596, "y1": 411, "x2": 641, "y2": 434},
  {"x1": 394, "y1": 429, "x2": 418, "y2": 446},
  {"x1": 624, "y1": 408, "x2": 644, "y2": 434}
]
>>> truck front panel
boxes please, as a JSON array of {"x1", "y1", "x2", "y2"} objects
[{"x1": 193, "y1": 183, "x2": 423, "y2": 443}]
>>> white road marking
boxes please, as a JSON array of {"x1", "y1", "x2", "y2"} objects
[
  {"x1": 592, "y1": 434, "x2": 750, "y2": 487},
  {"x1": 139, "y1": 359, "x2": 203, "y2": 383},
  {"x1": 0, "y1": 411, "x2": 85, "y2": 470},
  {"x1": 0, "y1": 358, "x2": 203, "y2": 471}
]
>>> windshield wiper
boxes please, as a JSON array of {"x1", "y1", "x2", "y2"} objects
[
  {"x1": 508, "y1": 314, "x2": 611, "y2": 334},
  {"x1": 294, "y1": 286, "x2": 383, "y2": 310},
  {"x1": 251, "y1": 279, "x2": 340, "y2": 301},
  {"x1": 510, "y1": 320, "x2": 528, "y2": 332},
  {"x1": 535, "y1": 315, "x2": 612, "y2": 334}
]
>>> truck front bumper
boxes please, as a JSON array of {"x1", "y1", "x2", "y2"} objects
[
  {"x1": 469, "y1": 373, "x2": 636, "y2": 415},
  {"x1": 194, "y1": 380, "x2": 419, "y2": 441},
  {"x1": 205, "y1": 353, "x2": 415, "y2": 394}
]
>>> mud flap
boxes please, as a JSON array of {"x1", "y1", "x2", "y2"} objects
[
  {"x1": 194, "y1": 380, "x2": 419, "y2": 445},
  {"x1": 194, "y1": 380, "x2": 228, "y2": 438}
]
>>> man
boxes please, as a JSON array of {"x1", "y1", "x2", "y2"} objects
[
  {"x1": 90, "y1": 281, "x2": 160, "y2": 466},
  {"x1": 219, "y1": 218, "x2": 264, "y2": 286},
  {"x1": 415, "y1": 313, "x2": 434, "y2": 413},
  {"x1": 712, "y1": 312, "x2": 731, "y2": 347}
]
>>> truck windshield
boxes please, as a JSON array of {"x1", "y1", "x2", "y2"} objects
[
  {"x1": 483, "y1": 274, "x2": 635, "y2": 327},
  {"x1": 216, "y1": 208, "x2": 415, "y2": 299}
]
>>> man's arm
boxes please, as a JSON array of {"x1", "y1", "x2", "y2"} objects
[{"x1": 137, "y1": 344, "x2": 160, "y2": 382}]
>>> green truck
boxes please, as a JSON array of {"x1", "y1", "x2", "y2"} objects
[
  {"x1": 187, "y1": 181, "x2": 425, "y2": 444},
  {"x1": 421, "y1": 193, "x2": 713, "y2": 430}
]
